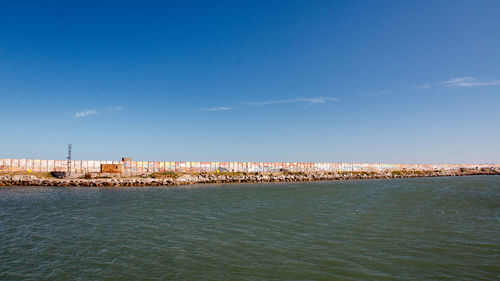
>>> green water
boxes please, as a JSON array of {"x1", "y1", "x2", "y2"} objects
[{"x1": 1, "y1": 176, "x2": 499, "y2": 280}]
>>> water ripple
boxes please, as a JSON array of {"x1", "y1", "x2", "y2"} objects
[{"x1": 1, "y1": 176, "x2": 500, "y2": 280}]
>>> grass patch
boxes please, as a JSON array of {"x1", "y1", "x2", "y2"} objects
[
  {"x1": 3, "y1": 172, "x2": 54, "y2": 178},
  {"x1": 150, "y1": 172, "x2": 180, "y2": 179},
  {"x1": 190, "y1": 171, "x2": 247, "y2": 176},
  {"x1": 340, "y1": 171, "x2": 374, "y2": 176},
  {"x1": 279, "y1": 171, "x2": 306, "y2": 176},
  {"x1": 219, "y1": 172, "x2": 245, "y2": 176}
]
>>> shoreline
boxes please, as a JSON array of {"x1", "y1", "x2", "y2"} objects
[{"x1": 1, "y1": 168, "x2": 498, "y2": 187}]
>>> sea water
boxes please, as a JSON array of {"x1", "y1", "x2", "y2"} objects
[{"x1": 1, "y1": 176, "x2": 499, "y2": 280}]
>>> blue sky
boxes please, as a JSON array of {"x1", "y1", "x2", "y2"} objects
[{"x1": 1, "y1": 0, "x2": 499, "y2": 163}]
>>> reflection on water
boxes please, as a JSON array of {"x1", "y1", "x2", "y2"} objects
[{"x1": 1, "y1": 176, "x2": 500, "y2": 280}]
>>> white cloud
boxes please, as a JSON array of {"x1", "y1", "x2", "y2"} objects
[
  {"x1": 201, "y1": 97, "x2": 338, "y2": 113},
  {"x1": 107, "y1": 105, "x2": 123, "y2": 113},
  {"x1": 245, "y1": 97, "x2": 339, "y2": 106},
  {"x1": 73, "y1": 105, "x2": 123, "y2": 118},
  {"x1": 441, "y1": 77, "x2": 500, "y2": 88},
  {"x1": 361, "y1": 90, "x2": 392, "y2": 96},
  {"x1": 203, "y1": 106, "x2": 234, "y2": 111},
  {"x1": 73, "y1": 110, "x2": 97, "y2": 118},
  {"x1": 415, "y1": 83, "x2": 432, "y2": 89}
]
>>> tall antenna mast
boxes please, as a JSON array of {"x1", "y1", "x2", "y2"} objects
[{"x1": 67, "y1": 144, "x2": 72, "y2": 175}]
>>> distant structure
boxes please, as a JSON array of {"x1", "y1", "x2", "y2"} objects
[
  {"x1": 67, "y1": 144, "x2": 72, "y2": 175},
  {"x1": 122, "y1": 157, "x2": 132, "y2": 161}
]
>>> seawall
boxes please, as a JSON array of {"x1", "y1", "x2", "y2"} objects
[
  {"x1": 1, "y1": 158, "x2": 500, "y2": 175},
  {"x1": 1, "y1": 169, "x2": 498, "y2": 187}
]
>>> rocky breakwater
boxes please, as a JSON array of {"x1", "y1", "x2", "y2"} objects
[
  {"x1": 0, "y1": 175, "x2": 177, "y2": 187},
  {"x1": 0, "y1": 168, "x2": 498, "y2": 187}
]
